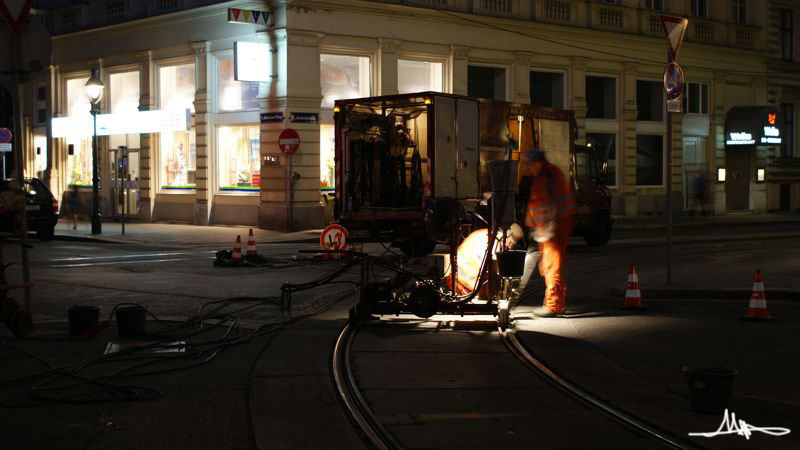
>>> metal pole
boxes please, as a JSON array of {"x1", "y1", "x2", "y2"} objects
[
  {"x1": 122, "y1": 149, "x2": 127, "y2": 235},
  {"x1": 288, "y1": 154, "x2": 293, "y2": 232},
  {"x1": 665, "y1": 55, "x2": 673, "y2": 286},
  {"x1": 91, "y1": 107, "x2": 101, "y2": 234},
  {"x1": 10, "y1": 32, "x2": 31, "y2": 312}
]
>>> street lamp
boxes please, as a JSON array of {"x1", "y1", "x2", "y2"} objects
[{"x1": 85, "y1": 71, "x2": 104, "y2": 234}]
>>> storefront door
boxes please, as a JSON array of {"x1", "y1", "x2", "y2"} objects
[
  {"x1": 725, "y1": 147, "x2": 751, "y2": 211},
  {"x1": 110, "y1": 148, "x2": 140, "y2": 218}
]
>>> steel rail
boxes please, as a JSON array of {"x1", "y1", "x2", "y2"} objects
[
  {"x1": 499, "y1": 328, "x2": 699, "y2": 450},
  {"x1": 333, "y1": 323, "x2": 402, "y2": 450}
]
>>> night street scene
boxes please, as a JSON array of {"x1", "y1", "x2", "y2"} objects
[{"x1": 1, "y1": 0, "x2": 799, "y2": 449}]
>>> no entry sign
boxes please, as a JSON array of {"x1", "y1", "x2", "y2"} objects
[
  {"x1": 320, "y1": 224, "x2": 348, "y2": 251},
  {"x1": 278, "y1": 128, "x2": 300, "y2": 155}
]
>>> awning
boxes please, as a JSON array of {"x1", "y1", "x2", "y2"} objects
[{"x1": 725, "y1": 106, "x2": 783, "y2": 146}]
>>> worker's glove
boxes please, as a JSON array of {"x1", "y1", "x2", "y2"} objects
[{"x1": 531, "y1": 221, "x2": 555, "y2": 243}]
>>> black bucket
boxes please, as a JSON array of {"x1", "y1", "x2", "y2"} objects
[
  {"x1": 683, "y1": 365, "x2": 738, "y2": 414},
  {"x1": 115, "y1": 305, "x2": 146, "y2": 337},
  {"x1": 496, "y1": 250, "x2": 526, "y2": 277},
  {"x1": 67, "y1": 305, "x2": 100, "y2": 338}
]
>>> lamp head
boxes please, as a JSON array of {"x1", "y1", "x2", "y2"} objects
[{"x1": 85, "y1": 75, "x2": 104, "y2": 105}]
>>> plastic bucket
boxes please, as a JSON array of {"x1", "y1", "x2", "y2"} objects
[
  {"x1": 67, "y1": 305, "x2": 100, "y2": 338},
  {"x1": 683, "y1": 365, "x2": 738, "y2": 414},
  {"x1": 115, "y1": 305, "x2": 146, "y2": 337},
  {"x1": 496, "y1": 250, "x2": 526, "y2": 278}
]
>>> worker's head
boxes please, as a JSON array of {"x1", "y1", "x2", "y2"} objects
[
  {"x1": 524, "y1": 148, "x2": 546, "y2": 176},
  {"x1": 506, "y1": 223, "x2": 524, "y2": 248}
]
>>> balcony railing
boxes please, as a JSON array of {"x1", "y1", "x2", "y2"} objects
[{"x1": 542, "y1": 0, "x2": 571, "y2": 23}]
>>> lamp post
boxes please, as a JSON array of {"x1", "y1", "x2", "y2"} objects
[{"x1": 85, "y1": 71, "x2": 104, "y2": 234}]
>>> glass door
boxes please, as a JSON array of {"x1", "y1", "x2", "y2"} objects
[{"x1": 110, "y1": 148, "x2": 140, "y2": 218}]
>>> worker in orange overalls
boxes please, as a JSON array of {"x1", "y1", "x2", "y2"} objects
[
  {"x1": 446, "y1": 223, "x2": 523, "y2": 296},
  {"x1": 523, "y1": 148, "x2": 576, "y2": 317}
]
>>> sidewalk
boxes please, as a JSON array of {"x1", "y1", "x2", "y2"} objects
[
  {"x1": 53, "y1": 220, "x2": 322, "y2": 246},
  {"x1": 52, "y1": 210, "x2": 800, "y2": 246}
]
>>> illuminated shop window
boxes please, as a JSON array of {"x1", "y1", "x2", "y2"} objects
[
  {"x1": 320, "y1": 124, "x2": 335, "y2": 191},
  {"x1": 159, "y1": 63, "x2": 196, "y2": 190},
  {"x1": 65, "y1": 77, "x2": 92, "y2": 187},
  {"x1": 320, "y1": 54, "x2": 371, "y2": 109},
  {"x1": 398, "y1": 59, "x2": 443, "y2": 94},
  {"x1": 218, "y1": 125, "x2": 260, "y2": 192},
  {"x1": 636, "y1": 135, "x2": 664, "y2": 186},
  {"x1": 34, "y1": 135, "x2": 47, "y2": 179},
  {"x1": 218, "y1": 53, "x2": 260, "y2": 111},
  {"x1": 109, "y1": 71, "x2": 140, "y2": 150}
]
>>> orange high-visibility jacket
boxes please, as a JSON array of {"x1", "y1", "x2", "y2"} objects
[{"x1": 524, "y1": 163, "x2": 576, "y2": 228}]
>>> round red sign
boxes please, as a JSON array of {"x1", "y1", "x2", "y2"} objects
[
  {"x1": 320, "y1": 224, "x2": 348, "y2": 251},
  {"x1": 278, "y1": 128, "x2": 300, "y2": 155}
]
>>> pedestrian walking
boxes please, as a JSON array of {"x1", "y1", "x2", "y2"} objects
[
  {"x1": 691, "y1": 173, "x2": 710, "y2": 217},
  {"x1": 68, "y1": 185, "x2": 81, "y2": 229},
  {"x1": 522, "y1": 148, "x2": 576, "y2": 317}
]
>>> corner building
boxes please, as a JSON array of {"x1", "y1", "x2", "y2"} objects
[{"x1": 24, "y1": 0, "x2": 797, "y2": 229}]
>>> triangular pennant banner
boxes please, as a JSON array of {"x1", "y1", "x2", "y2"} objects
[
  {"x1": 661, "y1": 16, "x2": 688, "y2": 62},
  {"x1": 230, "y1": 8, "x2": 240, "y2": 21},
  {"x1": 242, "y1": 10, "x2": 251, "y2": 23},
  {"x1": 252, "y1": 11, "x2": 260, "y2": 23}
]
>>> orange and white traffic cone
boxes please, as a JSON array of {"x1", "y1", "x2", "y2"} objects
[
  {"x1": 246, "y1": 228, "x2": 257, "y2": 256},
  {"x1": 741, "y1": 269, "x2": 775, "y2": 321},
  {"x1": 620, "y1": 263, "x2": 648, "y2": 310},
  {"x1": 232, "y1": 235, "x2": 242, "y2": 263}
]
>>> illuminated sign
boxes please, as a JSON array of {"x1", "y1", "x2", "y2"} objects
[
  {"x1": 726, "y1": 132, "x2": 754, "y2": 145},
  {"x1": 768, "y1": 114, "x2": 776, "y2": 125},
  {"x1": 234, "y1": 41, "x2": 270, "y2": 82},
  {"x1": 760, "y1": 125, "x2": 782, "y2": 144},
  {"x1": 52, "y1": 109, "x2": 190, "y2": 138}
]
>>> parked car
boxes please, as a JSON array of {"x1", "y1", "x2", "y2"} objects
[{"x1": 0, "y1": 178, "x2": 59, "y2": 240}]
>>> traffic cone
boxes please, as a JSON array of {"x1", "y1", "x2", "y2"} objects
[
  {"x1": 232, "y1": 235, "x2": 242, "y2": 263},
  {"x1": 741, "y1": 269, "x2": 775, "y2": 321},
  {"x1": 620, "y1": 263, "x2": 648, "y2": 310},
  {"x1": 246, "y1": 228, "x2": 257, "y2": 255}
]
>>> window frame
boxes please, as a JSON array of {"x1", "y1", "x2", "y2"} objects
[
  {"x1": 732, "y1": 0, "x2": 747, "y2": 24},
  {"x1": 106, "y1": 66, "x2": 142, "y2": 151},
  {"x1": 62, "y1": 72, "x2": 94, "y2": 188},
  {"x1": 466, "y1": 62, "x2": 511, "y2": 102},
  {"x1": 646, "y1": 0, "x2": 666, "y2": 11},
  {"x1": 155, "y1": 56, "x2": 197, "y2": 193},
  {"x1": 320, "y1": 50, "x2": 375, "y2": 114},
  {"x1": 585, "y1": 73, "x2": 619, "y2": 121},
  {"x1": 585, "y1": 132, "x2": 618, "y2": 188},
  {"x1": 691, "y1": 0, "x2": 708, "y2": 18},
  {"x1": 636, "y1": 78, "x2": 665, "y2": 123},
  {"x1": 397, "y1": 55, "x2": 448, "y2": 96},
  {"x1": 530, "y1": 67, "x2": 567, "y2": 109},
  {"x1": 635, "y1": 134, "x2": 666, "y2": 188},
  {"x1": 213, "y1": 50, "x2": 261, "y2": 114},
  {"x1": 214, "y1": 123, "x2": 261, "y2": 195},
  {"x1": 682, "y1": 81, "x2": 709, "y2": 116},
  {"x1": 780, "y1": 9, "x2": 794, "y2": 62}
]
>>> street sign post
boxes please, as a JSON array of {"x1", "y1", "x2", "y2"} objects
[
  {"x1": 661, "y1": 16, "x2": 688, "y2": 286},
  {"x1": 278, "y1": 128, "x2": 300, "y2": 231}
]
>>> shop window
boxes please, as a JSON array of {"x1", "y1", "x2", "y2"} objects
[
  {"x1": 398, "y1": 59, "x2": 443, "y2": 94},
  {"x1": 692, "y1": 0, "x2": 708, "y2": 17},
  {"x1": 586, "y1": 133, "x2": 616, "y2": 187},
  {"x1": 34, "y1": 135, "x2": 47, "y2": 179},
  {"x1": 732, "y1": 0, "x2": 747, "y2": 24},
  {"x1": 782, "y1": 103, "x2": 794, "y2": 157},
  {"x1": 682, "y1": 82, "x2": 708, "y2": 115},
  {"x1": 218, "y1": 53, "x2": 260, "y2": 111},
  {"x1": 218, "y1": 125, "x2": 260, "y2": 192},
  {"x1": 65, "y1": 77, "x2": 92, "y2": 187},
  {"x1": 468, "y1": 65, "x2": 506, "y2": 101},
  {"x1": 159, "y1": 63, "x2": 196, "y2": 190},
  {"x1": 780, "y1": 9, "x2": 793, "y2": 62},
  {"x1": 109, "y1": 71, "x2": 140, "y2": 150},
  {"x1": 586, "y1": 76, "x2": 616, "y2": 119},
  {"x1": 320, "y1": 124, "x2": 335, "y2": 191},
  {"x1": 636, "y1": 135, "x2": 664, "y2": 186},
  {"x1": 636, "y1": 80, "x2": 663, "y2": 122},
  {"x1": 530, "y1": 70, "x2": 564, "y2": 108},
  {"x1": 320, "y1": 54, "x2": 371, "y2": 109}
]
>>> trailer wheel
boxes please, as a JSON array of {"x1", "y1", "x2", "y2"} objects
[
  {"x1": 498, "y1": 300, "x2": 510, "y2": 331},
  {"x1": 583, "y1": 213, "x2": 612, "y2": 247}
]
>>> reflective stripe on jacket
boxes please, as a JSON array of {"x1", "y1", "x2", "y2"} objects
[{"x1": 524, "y1": 163, "x2": 576, "y2": 228}]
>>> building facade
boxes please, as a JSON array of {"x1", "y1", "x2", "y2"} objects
[{"x1": 16, "y1": 0, "x2": 797, "y2": 230}]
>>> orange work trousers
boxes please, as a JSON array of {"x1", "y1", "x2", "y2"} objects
[{"x1": 538, "y1": 217, "x2": 574, "y2": 312}]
